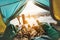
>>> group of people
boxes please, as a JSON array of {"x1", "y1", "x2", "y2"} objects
[
  {"x1": 13, "y1": 14, "x2": 45, "y2": 40},
  {"x1": 14, "y1": 23, "x2": 45, "y2": 40},
  {"x1": 13, "y1": 14, "x2": 60, "y2": 40}
]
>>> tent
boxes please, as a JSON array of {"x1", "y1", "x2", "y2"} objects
[
  {"x1": 0, "y1": 0, "x2": 27, "y2": 24},
  {"x1": 0, "y1": 0, "x2": 60, "y2": 40}
]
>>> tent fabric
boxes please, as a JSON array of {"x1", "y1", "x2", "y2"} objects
[
  {"x1": 1, "y1": 2, "x2": 19, "y2": 23},
  {"x1": 0, "y1": 15, "x2": 6, "y2": 33},
  {"x1": 35, "y1": 0, "x2": 50, "y2": 7},
  {"x1": 0, "y1": 0, "x2": 20, "y2": 7},
  {"x1": 0, "y1": 0, "x2": 26, "y2": 24},
  {"x1": 52, "y1": 0, "x2": 60, "y2": 21}
]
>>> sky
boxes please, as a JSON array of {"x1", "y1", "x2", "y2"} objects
[{"x1": 20, "y1": 0, "x2": 48, "y2": 16}]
